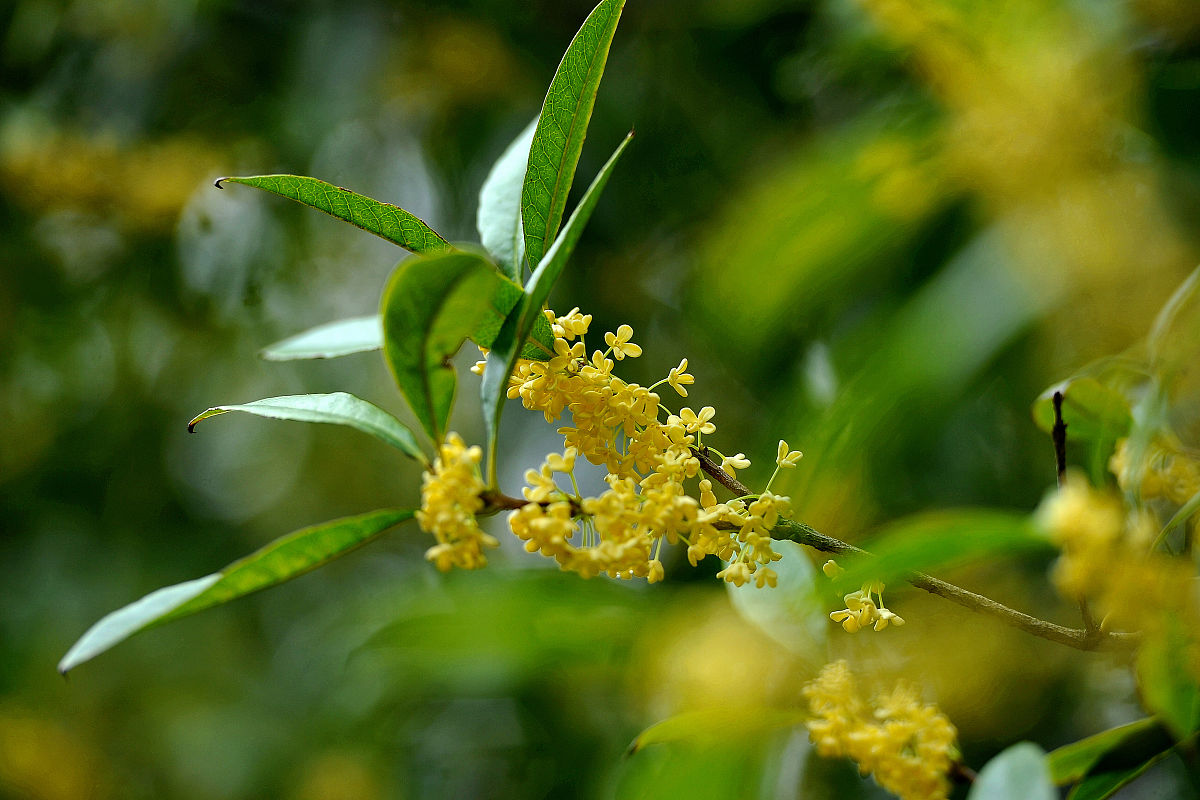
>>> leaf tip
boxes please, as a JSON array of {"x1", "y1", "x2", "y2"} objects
[
  {"x1": 213, "y1": 177, "x2": 228, "y2": 189},
  {"x1": 187, "y1": 420, "x2": 198, "y2": 433}
]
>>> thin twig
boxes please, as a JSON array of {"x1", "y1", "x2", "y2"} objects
[
  {"x1": 1050, "y1": 392, "x2": 1101, "y2": 638},
  {"x1": 1052, "y1": 390, "x2": 1067, "y2": 489},
  {"x1": 692, "y1": 448, "x2": 1138, "y2": 653}
]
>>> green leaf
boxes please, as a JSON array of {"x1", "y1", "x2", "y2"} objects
[
  {"x1": 626, "y1": 707, "x2": 806, "y2": 755},
  {"x1": 187, "y1": 392, "x2": 426, "y2": 463},
  {"x1": 256, "y1": 286, "x2": 552, "y2": 367},
  {"x1": 1046, "y1": 717, "x2": 1177, "y2": 800},
  {"x1": 967, "y1": 743, "x2": 1056, "y2": 800},
  {"x1": 726, "y1": 540, "x2": 826, "y2": 654},
  {"x1": 216, "y1": 174, "x2": 451, "y2": 254},
  {"x1": 478, "y1": 118, "x2": 538, "y2": 280},
  {"x1": 521, "y1": 0, "x2": 625, "y2": 268},
  {"x1": 1047, "y1": 717, "x2": 1161, "y2": 784},
  {"x1": 483, "y1": 132, "x2": 633, "y2": 480},
  {"x1": 261, "y1": 315, "x2": 382, "y2": 361},
  {"x1": 1136, "y1": 618, "x2": 1200, "y2": 739},
  {"x1": 1032, "y1": 377, "x2": 1134, "y2": 443},
  {"x1": 834, "y1": 510, "x2": 1048, "y2": 592},
  {"x1": 382, "y1": 251, "x2": 506, "y2": 443},
  {"x1": 58, "y1": 509, "x2": 413, "y2": 673}
]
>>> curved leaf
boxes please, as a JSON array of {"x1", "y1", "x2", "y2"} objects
[
  {"x1": 382, "y1": 251, "x2": 504, "y2": 443},
  {"x1": 627, "y1": 707, "x2": 806, "y2": 755},
  {"x1": 521, "y1": 0, "x2": 625, "y2": 268},
  {"x1": 1032, "y1": 377, "x2": 1133, "y2": 443},
  {"x1": 1047, "y1": 717, "x2": 1177, "y2": 800},
  {"x1": 58, "y1": 509, "x2": 414, "y2": 673},
  {"x1": 187, "y1": 392, "x2": 425, "y2": 463},
  {"x1": 967, "y1": 743, "x2": 1056, "y2": 800},
  {"x1": 216, "y1": 174, "x2": 451, "y2": 254},
  {"x1": 478, "y1": 118, "x2": 538, "y2": 280},
  {"x1": 261, "y1": 315, "x2": 383, "y2": 361},
  {"x1": 483, "y1": 132, "x2": 633, "y2": 480},
  {"x1": 1137, "y1": 618, "x2": 1200, "y2": 739},
  {"x1": 1047, "y1": 717, "x2": 1161, "y2": 784}
]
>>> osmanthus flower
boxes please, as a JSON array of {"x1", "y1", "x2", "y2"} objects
[
  {"x1": 1109, "y1": 435, "x2": 1200, "y2": 506},
  {"x1": 720, "y1": 452, "x2": 750, "y2": 477},
  {"x1": 803, "y1": 661, "x2": 958, "y2": 800},
  {"x1": 666, "y1": 358, "x2": 694, "y2": 397},
  {"x1": 604, "y1": 323, "x2": 642, "y2": 359},
  {"x1": 823, "y1": 563, "x2": 905, "y2": 633},
  {"x1": 1037, "y1": 470, "x2": 1198, "y2": 635},
  {"x1": 416, "y1": 433, "x2": 498, "y2": 571},
  {"x1": 442, "y1": 306, "x2": 801, "y2": 589}
]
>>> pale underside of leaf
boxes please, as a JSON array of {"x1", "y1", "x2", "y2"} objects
[
  {"x1": 187, "y1": 392, "x2": 425, "y2": 463},
  {"x1": 261, "y1": 315, "x2": 383, "y2": 361},
  {"x1": 478, "y1": 118, "x2": 538, "y2": 280},
  {"x1": 483, "y1": 132, "x2": 633, "y2": 481}
]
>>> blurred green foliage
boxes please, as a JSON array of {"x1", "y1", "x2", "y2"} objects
[{"x1": 3, "y1": 0, "x2": 1200, "y2": 797}]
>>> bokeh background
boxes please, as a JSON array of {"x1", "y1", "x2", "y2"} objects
[{"x1": 3, "y1": 0, "x2": 1200, "y2": 797}]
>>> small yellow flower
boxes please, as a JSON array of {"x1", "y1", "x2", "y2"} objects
[
  {"x1": 554, "y1": 307, "x2": 592, "y2": 340},
  {"x1": 803, "y1": 661, "x2": 957, "y2": 800},
  {"x1": 720, "y1": 452, "x2": 750, "y2": 477},
  {"x1": 604, "y1": 324, "x2": 642, "y2": 360},
  {"x1": 776, "y1": 440, "x2": 803, "y2": 468},
  {"x1": 667, "y1": 358, "x2": 695, "y2": 397},
  {"x1": 545, "y1": 447, "x2": 577, "y2": 474},
  {"x1": 679, "y1": 406, "x2": 716, "y2": 435},
  {"x1": 416, "y1": 433, "x2": 497, "y2": 571}
]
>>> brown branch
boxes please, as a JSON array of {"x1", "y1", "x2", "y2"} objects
[{"x1": 692, "y1": 447, "x2": 1138, "y2": 653}]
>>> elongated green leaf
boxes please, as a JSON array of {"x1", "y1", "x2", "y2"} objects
[
  {"x1": 1068, "y1": 755, "x2": 1173, "y2": 800},
  {"x1": 483, "y1": 132, "x2": 633, "y2": 480},
  {"x1": 1137, "y1": 619, "x2": 1200, "y2": 739},
  {"x1": 382, "y1": 251, "x2": 504, "y2": 443},
  {"x1": 1046, "y1": 717, "x2": 1177, "y2": 800},
  {"x1": 834, "y1": 510, "x2": 1048, "y2": 592},
  {"x1": 187, "y1": 392, "x2": 425, "y2": 463},
  {"x1": 627, "y1": 707, "x2": 806, "y2": 755},
  {"x1": 967, "y1": 743, "x2": 1056, "y2": 800},
  {"x1": 1047, "y1": 717, "x2": 1161, "y2": 784},
  {"x1": 521, "y1": 0, "x2": 625, "y2": 268},
  {"x1": 261, "y1": 315, "x2": 382, "y2": 361},
  {"x1": 478, "y1": 118, "x2": 538, "y2": 280},
  {"x1": 216, "y1": 175, "x2": 451, "y2": 254},
  {"x1": 58, "y1": 509, "x2": 413, "y2": 673}
]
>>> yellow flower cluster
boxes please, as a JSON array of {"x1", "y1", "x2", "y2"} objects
[
  {"x1": 500, "y1": 307, "x2": 786, "y2": 585},
  {"x1": 803, "y1": 661, "x2": 957, "y2": 800},
  {"x1": 1109, "y1": 436, "x2": 1200, "y2": 507},
  {"x1": 416, "y1": 433, "x2": 499, "y2": 571},
  {"x1": 827, "y1": 574, "x2": 906, "y2": 634},
  {"x1": 1037, "y1": 471, "x2": 1194, "y2": 633}
]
